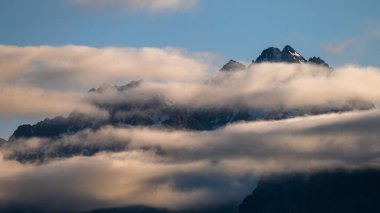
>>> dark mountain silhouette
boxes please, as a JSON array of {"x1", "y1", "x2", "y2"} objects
[
  {"x1": 254, "y1": 45, "x2": 308, "y2": 64},
  {"x1": 223, "y1": 45, "x2": 330, "y2": 70},
  {"x1": 239, "y1": 169, "x2": 380, "y2": 213}
]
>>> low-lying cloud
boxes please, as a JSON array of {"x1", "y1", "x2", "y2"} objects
[{"x1": 1, "y1": 110, "x2": 380, "y2": 211}]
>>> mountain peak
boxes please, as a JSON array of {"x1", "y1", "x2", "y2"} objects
[
  {"x1": 282, "y1": 45, "x2": 296, "y2": 53},
  {"x1": 250, "y1": 45, "x2": 329, "y2": 66},
  {"x1": 220, "y1": 60, "x2": 246, "y2": 72},
  {"x1": 255, "y1": 47, "x2": 282, "y2": 63},
  {"x1": 221, "y1": 45, "x2": 330, "y2": 71},
  {"x1": 281, "y1": 45, "x2": 307, "y2": 63},
  {"x1": 254, "y1": 45, "x2": 306, "y2": 64}
]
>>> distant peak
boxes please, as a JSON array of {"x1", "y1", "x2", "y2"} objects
[
  {"x1": 89, "y1": 80, "x2": 142, "y2": 93},
  {"x1": 220, "y1": 60, "x2": 246, "y2": 72}
]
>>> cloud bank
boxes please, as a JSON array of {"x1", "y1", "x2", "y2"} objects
[
  {"x1": 69, "y1": 0, "x2": 199, "y2": 12},
  {"x1": 1, "y1": 110, "x2": 380, "y2": 211},
  {"x1": 0, "y1": 45, "x2": 210, "y2": 119}
]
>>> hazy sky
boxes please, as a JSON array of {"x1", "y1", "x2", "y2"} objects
[{"x1": 1, "y1": 0, "x2": 380, "y2": 66}]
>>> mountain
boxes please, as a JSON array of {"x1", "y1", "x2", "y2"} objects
[
  {"x1": 255, "y1": 45, "x2": 307, "y2": 64},
  {"x1": 6, "y1": 45, "x2": 374, "y2": 163},
  {"x1": 220, "y1": 60, "x2": 246, "y2": 72},
  {"x1": 249, "y1": 45, "x2": 330, "y2": 66},
  {"x1": 1, "y1": 45, "x2": 378, "y2": 213},
  {"x1": 254, "y1": 47, "x2": 283, "y2": 63},
  {"x1": 280, "y1": 45, "x2": 308, "y2": 63},
  {"x1": 239, "y1": 169, "x2": 380, "y2": 213},
  {"x1": 221, "y1": 45, "x2": 330, "y2": 71}
]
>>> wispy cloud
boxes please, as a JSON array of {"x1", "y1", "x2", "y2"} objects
[
  {"x1": 69, "y1": 0, "x2": 199, "y2": 12},
  {"x1": 324, "y1": 38, "x2": 357, "y2": 55}
]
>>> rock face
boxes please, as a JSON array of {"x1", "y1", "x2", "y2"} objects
[
  {"x1": 239, "y1": 169, "x2": 380, "y2": 213},
  {"x1": 220, "y1": 60, "x2": 246, "y2": 72}
]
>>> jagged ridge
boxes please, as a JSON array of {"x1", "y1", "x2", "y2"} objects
[{"x1": 222, "y1": 45, "x2": 329, "y2": 71}]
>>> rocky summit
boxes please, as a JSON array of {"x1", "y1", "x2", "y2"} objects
[{"x1": 222, "y1": 45, "x2": 330, "y2": 71}]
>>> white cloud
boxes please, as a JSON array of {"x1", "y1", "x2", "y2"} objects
[
  {"x1": 0, "y1": 45, "x2": 210, "y2": 89},
  {"x1": 0, "y1": 45, "x2": 211, "y2": 119},
  {"x1": 69, "y1": 0, "x2": 199, "y2": 12}
]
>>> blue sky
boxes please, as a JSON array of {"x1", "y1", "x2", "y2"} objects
[{"x1": 1, "y1": 0, "x2": 380, "y2": 66}]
